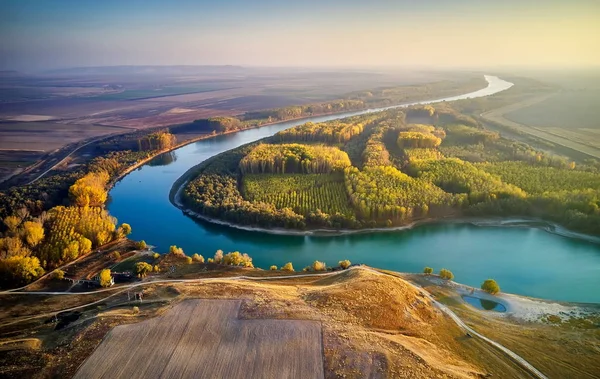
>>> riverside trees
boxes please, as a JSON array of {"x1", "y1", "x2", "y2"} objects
[
  {"x1": 239, "y1": 144, "x2": 351, "y2": 175},
  {"x1": 180, "y1": 105, "x2": 600, "y2": 235}
]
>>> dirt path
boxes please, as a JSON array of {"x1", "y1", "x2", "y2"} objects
[{"x1": 480, "y1": 93, "x2": 600, "y2": 160}]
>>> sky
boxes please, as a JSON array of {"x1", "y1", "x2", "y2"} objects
[{"x1": 1, "y1": 0, "x2": 599, "y2": 71}]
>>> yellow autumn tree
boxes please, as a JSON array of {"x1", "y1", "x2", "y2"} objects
[
  {"x1": 22, "y1": 221, "x2": 45, "y2": 247},
  {"x1": 99, "y1": 269, "x2": 112, "y2": 287},
  {"x1": 69, "y1": 171, "x2": 109, "y2": 207}
]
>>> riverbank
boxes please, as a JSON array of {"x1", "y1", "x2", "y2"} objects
[
  {"x1": 168, "y1": 162, "x2": 600, "y2": 243},
  {"x1": 405, "y1": 273, "x2": 600, "y2": 322}
]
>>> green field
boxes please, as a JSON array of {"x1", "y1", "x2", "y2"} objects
[
  {"x1": 242, "y1": 173, "x2": 354, "y2": 216},
  {"x1": 478, "y1": 161, "x2": 600, "y2": 194}
]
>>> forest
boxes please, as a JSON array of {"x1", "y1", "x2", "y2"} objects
[
  {"x1": 239, "y1": 144, "x2": 351, "y2": 175},
  {"x1": 180, "y1": 104, "x2": 600, "y2": 234},
  {"x1": 0, "y1": 133, "x2": 175, "y2": 287}
]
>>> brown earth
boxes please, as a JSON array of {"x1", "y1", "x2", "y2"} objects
[
  {"x1": 74, "y1": 299, "x2": 324, "y2": 379},
  {"x1": 0, "y1": 267, "x2": 539, "y2": 378}
]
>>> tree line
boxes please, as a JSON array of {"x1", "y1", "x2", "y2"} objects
[{"x1": 239, "y1": 144, "x2": 351, "y2": 175}]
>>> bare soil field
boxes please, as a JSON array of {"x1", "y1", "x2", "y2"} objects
[
  {"x1": 74, "y1": 299, "x2": 324, "y2": 379},
  {"x1": 0, "y1": 122, "x2": 128, "y2": 151}
]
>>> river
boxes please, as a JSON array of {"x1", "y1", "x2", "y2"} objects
[{"x1": 107, "y1": 76, "x2": 600, "y2": 304}]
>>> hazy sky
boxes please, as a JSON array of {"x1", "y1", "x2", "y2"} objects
[{"x1": 1, "y1": 0, "x2": 599, "y2": 71}]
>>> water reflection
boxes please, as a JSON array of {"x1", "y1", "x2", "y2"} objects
[{"x1": 147, "y1": 151, "x2": 177, "y2": 167}]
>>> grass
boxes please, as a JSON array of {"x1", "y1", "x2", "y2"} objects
[{"x1": 242, "y1": 173, "x2": 354, "y2": 216}]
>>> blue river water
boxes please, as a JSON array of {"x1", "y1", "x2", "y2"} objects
[{"x1": 108, "y1": 76, "x2": 600, "y2": 303}]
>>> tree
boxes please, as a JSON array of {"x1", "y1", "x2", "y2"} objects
[
  {"x1": 169, "y1": 245, "x2": 185, "y2": 257},
  {"x1": 481, "y1": 279, "x2": 500, "y2": 294},
  {"x1": 52, "y1": 269, "x2": 65, "y2": 280},
  {"x1": 22, "y1": 221, "x2": 45, "y2": 247},
  {"x1": 312, "y1": 260, "x2": 326, "y2": 271},
  {"x1": 63, "y1": 241, "x2": 80, "y2": 261},
  {"x1": 185, "y1": 256, "x2": 193, "y2": 264},
  {"x1": 439, "y1": 268, "x2": 454, "y2": 280},
  {"x1": 192, "y1": 253, "x2": 204, "y2": 263},
  {"x1": 3, "y1": 215, "x2": 21, "y2": 233},
  {"x1": 79, "y1": 237, "x2": 92, "y2": 255},
  {"x1": 118, "y1": 223, "x2": 132, "y2": 237},
  {"x1": 0, "y1": 256, "x2": 44, "y2": 286},
  {"x1": 214, "y1": 249, "x2": 224, "y2": 263},
  {"x1": 270, "y1": 265, "x2": 277, "y2": 271},
  {"x1": 222, "y1": 251, "x2": 253, "y2": 267},
  {"x1": 423, "y1": 267, "x2": 433, "y2": 275},
  {"x1": 281, "y1": 262, "x2": 294, "y2": 272},
  {"x1": 134, "y1": 262, "x2": 153, "y2": 277},
  {"x1": 339, "y1": 260, "x2": 351, "y2": 269},
  {"x1": 99, "y1": 269, "x2": 112, "y2": 287}
]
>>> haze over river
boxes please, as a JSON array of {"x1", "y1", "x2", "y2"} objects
[{"x1": 108, "y1": 76, "x2": 600, "y2": 303}]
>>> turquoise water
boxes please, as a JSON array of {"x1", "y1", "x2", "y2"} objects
[{"x1": 107, "y1": 76, "x2": 600, "y2": 304}]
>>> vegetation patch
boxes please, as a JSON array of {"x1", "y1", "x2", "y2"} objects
[
  {"x1": 242, "y1": 173, "x2": 353, "y2": 216},
  {"x1": 239, "y1": 143, "x2": 351, "y2": 174}
]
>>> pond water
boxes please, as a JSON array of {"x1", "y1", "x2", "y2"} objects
[{"x1": 462, "y1": 295, "x2": 507, "y2": 312}]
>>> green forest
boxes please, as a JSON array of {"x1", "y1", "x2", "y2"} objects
[{"x1": 181, "y1": 105, "x2": 600, "y2": 234}]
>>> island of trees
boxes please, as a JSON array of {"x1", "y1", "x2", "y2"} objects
[{"x1": 179, "y1": 105, "x2": 600, "y2": 233}]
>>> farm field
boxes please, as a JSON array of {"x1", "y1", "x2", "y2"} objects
[
  {"x1": 73, "y1": 299, "x2": 324, "y2": 379},
  {"x1": 242, "y1": 173, "x2": 354, "y2": 216},
  {"x1": 480, "y1": 95, "x2": 600, "y2": 160},
  {"x1": 0, "y1": 122, "x2": 128, "y2": 152}
]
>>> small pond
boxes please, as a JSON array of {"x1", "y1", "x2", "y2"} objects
[{"x1": 461, "y1": 295, "x2": 507, "y2": 312}]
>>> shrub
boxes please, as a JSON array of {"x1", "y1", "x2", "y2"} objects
[
  {"x1": 312, "y1": 261, "x2": 326, "y2": 271},
  {"x1": 51, "y1": 269, "x2": 65, "y2": 280},
  {"x1": 338, "y1": 260, "x2": 351, "y2": 269},
  {"x1": 281, "y1": 262, "x2": 294, "y2": 272},
  {"x1": 113, "y1": 251, "x2": 121, "y2": 260},
  {"x1": 481, "y1": 279, "x2": 500, "y2": 294},
  {"x1": 207, "y1": 258, "x2": 214, "y2": 263},
  {"x1": 192, "y1": 253, "x2": 205, "y2": 263},
  {"x1": 214, "y1": 249, "x2": 224, "y2": 263},
  {"x1": 137, "y1": 240, "x2": 147, "y2": 250},
  {"x1": 132, "y1": 306, "x2": 139, "y2": 314},
  {"x1": 153, "y1": 253, "x2": 160, "y2": 260},
  {"x1": 439, "y1": 268, "x2": 454, "y2": 280},
  {"x1": 222, "y1": 251, "x2": 253, "y2": 268},
  {"x1": 423, "y1": 267, "x2": 433, "y2": 275},
  {"x1": 99, "y1": 269, "x2": 112, "y2": 287},
  {"x1": 134, "y1": 262, "x2": 153, "y2": 277},
  {"x1": 185, "y1": 256, "x2": 193, "y2": 264},
  {"x1": 270, "y1": 265, "x2": 277, "y2": 271},
  {"x1": 302, "y1": 266, "x2": 311, "y2": 272},
  {"x1": 153, "y1": 265, "x2": 160, "y2": 273},
  {"x1": 169, "y1": 245, "x2": 185, "y2": 257},
  {"x1": 118, "y1": 223, "x2": 132, "y2": 237}
]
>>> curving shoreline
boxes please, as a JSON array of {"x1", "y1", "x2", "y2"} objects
[{"x1": 172, "y1": 182, "x2": 600, "y2": 243}]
